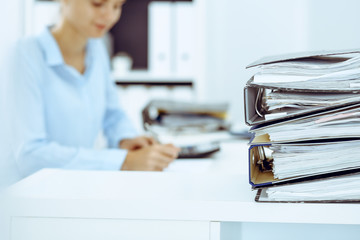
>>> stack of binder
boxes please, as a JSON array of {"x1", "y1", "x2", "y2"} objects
[
  {"x1": 142, "y1": 100, "x2": 230, "y2": 158},
  {"x1": 244, "y1": 49, "x2": 360, "y2": 203},
  {"x1": 142, "y1": 99, "x2": 229, "y2": 134}
]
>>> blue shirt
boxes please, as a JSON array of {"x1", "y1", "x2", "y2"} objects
[{"x1": 11, "y1": 28, "x2": 137, "y2": 177}]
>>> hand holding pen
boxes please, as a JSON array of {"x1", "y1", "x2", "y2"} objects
[{"x1": 119, "y1": 136, "x2": 180, "y2": 171}]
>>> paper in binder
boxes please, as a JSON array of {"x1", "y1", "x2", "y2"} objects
[
  {"x1": 246, "y1": 48, "x2": 360, "y2": 91},
  {"x1": 247, "y1": 48, "x2": 360, "y2": 69},
  {"x1": 244, "y1": 49, "x2": 360, "y2": 126},
  {"x1": 245, "y1": 49, "x2": 360, "y2": 203},
  {"x1": 250, "y1": 103, "x2": 360, "y2": 144},
  {"x1": 244, "y1": 83, "x2": 360, "y2": 126},
  {"x1": 255, "y1": 172, "x2": 360, "y2": 203},
  {"x1": 249, "y1": 135, "x2": 360, "y2": 188}
]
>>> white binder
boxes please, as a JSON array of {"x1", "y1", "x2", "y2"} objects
[
  {"x1": 174, "y1": 2, "x2": 195, "y2": 77},
  {"x1": 148, "y1": 2, "x2": 173, "y2": 76}
]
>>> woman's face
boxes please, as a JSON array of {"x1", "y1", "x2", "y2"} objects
[{"x1": 61, "y1": 0, "x2": 126, "y2": 38}]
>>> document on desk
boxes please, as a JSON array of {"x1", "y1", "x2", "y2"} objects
[{"x1": 255, "y1": 172, "x2": 360, "y2": 203}]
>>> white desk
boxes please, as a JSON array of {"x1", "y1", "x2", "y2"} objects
[
  {"x1": 166, "y1": 140, "x2": 249, "y2": 174},
  {"x1": 6, "y1": 141, "x2": 360, "y2": 240}
]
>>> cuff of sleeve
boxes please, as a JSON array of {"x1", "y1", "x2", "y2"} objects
[
  {"x1": 109, "y1": 132, "x2": 138, "y2": 149},
  {"x1": 100, "y1": 149, "x2": 128, "y2": 170}
]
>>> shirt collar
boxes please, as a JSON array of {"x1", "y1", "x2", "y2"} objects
[{"x1": 37, "y1": 27, "x2": 66, "y2": 66}]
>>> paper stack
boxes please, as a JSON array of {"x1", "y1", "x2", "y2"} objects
[
  {"x1": 142, "y1": 100, "x2": 230, "y2": 158},
  {"x1": 244, "y1": 49, "x2": 360, "y2": 203},
  {"x1": 142, "y1": 99, "x2": 229, "y2": 134}
]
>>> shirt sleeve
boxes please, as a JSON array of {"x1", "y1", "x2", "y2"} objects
[
  {"x1": 100, "y1": 41, "x2": 138, "y2": 148},
  {"x1": 12, "y1": 40, "x2": 129, "y2": 178}
]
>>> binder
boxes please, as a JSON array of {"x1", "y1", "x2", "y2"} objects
[
  {"x1": 255, "y1": 189, "x2": 360, "y2": 203},
  {"x1": 245, "y1": 48, "x2": 360, "y2": 203},
  {"x1": 142, "y1": 99, "x2": 229, "y2": 133},
  {"x1": 244, "y1": 48, "x2": 360, "y2": 126},
  {"x1": 255, "y1": 172, "x2": 360, "y2": 203},
  {"x1": 246, "y1": 48, "x2": 360, "y2": 69},
  {"x1": 249, "y1": 102, "x2": 360, "y2": 143},
  {"x1": 174, "y1": 2, "x2": 195, "y2": 77},
  {"x1": 244, "y1": 79, "x2": 360, "y2": 126},
  {"x1": 148, "y1": 2, "x2": 173, "y2": 76},
  {"x1": 248, "y1": 135, "x2": 360, "y2": 188}
]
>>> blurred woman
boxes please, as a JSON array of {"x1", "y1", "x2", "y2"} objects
[{"x1": 11, "y1": 0, "x2": 179, "y2": 178}]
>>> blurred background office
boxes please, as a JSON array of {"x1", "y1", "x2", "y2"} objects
[
  {"x1": 5, "y1": 0, "x2": 360, "y2": 129},
  {"x1": 1, "y1": 0, "x2": 360, "y2": 184}
]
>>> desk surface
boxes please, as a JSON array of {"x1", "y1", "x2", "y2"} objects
[
  {"x1": 7, "y1": 140, "x2": 360, "y2": 225},
  {"x1": 8, "y1": 167, "x2": 360, "y2": 225},
  {"x1": 165, "y1": 140, "x2": 249, "y2": 174}
]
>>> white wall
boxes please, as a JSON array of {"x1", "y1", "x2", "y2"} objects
[
  {"x1": 0, "y1": 2, "x2": 23, "y2": 240},
  {"x1": 24, "y1": 0, "x2": 60, "y2": 36},
  {"x1": 202, "y1": 0, "x2": 310, "y2": 126},
  {"x1": 307, "y1": 0, "x2": 360, "y2": 50},
  {"x1": 0, "y1": 0, "x2": 23, "y2": 188},
  {"x1": 1, "y1": 1, "x2": 23, "y2": 44}
]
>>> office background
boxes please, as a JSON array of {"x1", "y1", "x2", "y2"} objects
[{"x1": 2, "y1": 0, "x2": 360, "y2": 131}]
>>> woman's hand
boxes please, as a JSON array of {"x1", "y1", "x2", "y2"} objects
[
  {"x1": 121, "y1": 144, "x2": 181, "y2": 171},
  {"x1": 119, "y1": 136, "x2": 157, "y2": 151}
]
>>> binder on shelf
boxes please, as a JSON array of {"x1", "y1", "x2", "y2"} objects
[
  {"x1": 148, "y1": 2, "x2": 172, "y2": 76},
  {"x1": 28, "y1": 1, "x2": 60, "y2": 35},
  {"x1": 174, "y1": 2, "x2": 195, "y2": 78},
  {"x1": 248, "y1": 135, "x2": 360, "y2": 188}
]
